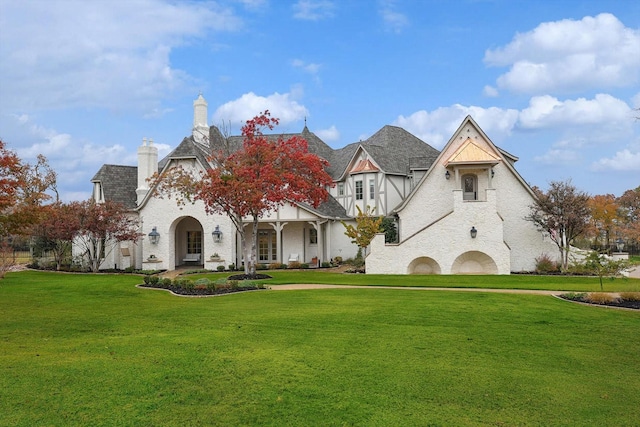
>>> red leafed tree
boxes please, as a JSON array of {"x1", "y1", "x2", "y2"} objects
[
  {"x1": 74, "y1": 200, "x2": 142, "y2": 272},
  {"x1": 155, "y1": 111, "x2": 333, "y2": 276},
  {"x1": 33, "y1": 202, "x2": 83, "y2": 270}
]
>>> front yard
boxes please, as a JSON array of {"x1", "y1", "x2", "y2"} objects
[{"x1": 1, "y1": 271, "x2": 639, "y2": 426}]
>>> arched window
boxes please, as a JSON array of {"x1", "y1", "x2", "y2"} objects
[{"x1": 462, "y1": 174, "x2": 477, "y2": 201}]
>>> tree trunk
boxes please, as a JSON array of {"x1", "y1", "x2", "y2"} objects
[{"x1": 249, "y1": 218, "x2": 258, "y2": 276}]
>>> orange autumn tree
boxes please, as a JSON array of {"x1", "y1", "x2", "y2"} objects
[
  {"x1": 617, "y1": 186, "x2": 640, "y2": 245},
  {"x1": 0, "y1": 140, "x2": 57, "y2": 278},
  {"x1": 587, "y1": 194, "x2": 620, "y2": 249},
  {"x1": 155, "y1": 111, "x2": 333, "y2": 276}
]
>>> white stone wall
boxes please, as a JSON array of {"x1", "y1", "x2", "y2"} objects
[{"x1": 367, "y1": 189, "x2": 510, "y2": 274}]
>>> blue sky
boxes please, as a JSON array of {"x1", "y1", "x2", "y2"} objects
[{"x1": 1, "y1": 0, "x2": 639, "y2": 202}]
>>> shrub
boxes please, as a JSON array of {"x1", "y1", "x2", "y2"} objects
[
  {"x1": 321, "y1": 261, "x2": 331, "y2": 268},
  {"x1": 268, "y1": 263, "x2": 287, "y2": 270},
  {"x1": 214, "y1": 281, "x2": 231, "y2": 291},
  {"x1": 194, "y1": 278, "x2": 211, "y2": 287},
  {"x1": 300, "y1": 263, "x2": 309, "y2": 269},
  {"x1": 143, "y1": 275, "x2": 151, "y2": 285},
  {"x1": 161, "y1": 278, "x2": 172, "y2": 287},
  {"x1": 229, "y1": 280, "x2": 239, "y2": 290},
  {"x1": 619, "y1": 292, "x2": 640, "y2": 302},
  {"x1": 174, "y1": 278, "x2": 194, "y2": 290},
  {"x1": 334, "y1": 256, "x2": 343, "y2": 265},
  {"x1": 288, "y1": 261, "x2": 301, "y2": 269},
  {"x1": 217, "y1": 265, "x2": 225, "y2": 272},
  {"x1": 149, "y1": 275, "x2": 160, "y2": 285},
  {"x1": 585, "y1": 292, "x2": 619, "y2": 305},
  {"x1": 535, "y1": 253, "x2": 559, "y2": 273},
  {"x1": 256, "y1": 263, "x2": 268, "y2": 270},
  {"x1": 228, "y1": 264, "x2": 235, "y2": 271},
  {"x1": 561, "y1": 292, "x2": 587, "y2": 301}
]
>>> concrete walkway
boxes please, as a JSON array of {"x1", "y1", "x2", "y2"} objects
[{"x1": 267, "y1": 284, "x2": 563, "y2": 295}]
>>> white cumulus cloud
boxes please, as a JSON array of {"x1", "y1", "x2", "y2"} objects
[
  {"x1": 591, "y1": 149, "x2": 640, "y2": 172},
  {"x1": 484, "y1": 13, "x2": 640, "y2": 94},
  {"x1": 315, "y1": 125, "x2": 340, "y2": 142},
  {"x1": 394, "y1": 104, "x2": 519, "y2": 148},
  {"x1": 0, "y1": 0, "x2": 242, "y2": 113},
  {"x1": 518, "y1": 94, "x2": 632, "y2": 129},
  {"x1": 213, "y1": 91, "x2": 309, "y2": 127}
]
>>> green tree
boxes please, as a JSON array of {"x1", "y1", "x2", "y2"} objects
[
  {"x1": 527, "y1": 180, "x2": 590, "y2": 272},
  {"x1": 583, "y1": 251, "x2": 629, "y2": 291},
  {"x1": 342, "y1": 205, "x2": 384, "y2": 254}
]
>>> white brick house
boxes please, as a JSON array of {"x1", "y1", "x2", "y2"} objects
[
  {"x1": 366, "y1": 116, "x2": 557, "y2": 274},
  {"x1": 84, "y1": 95, "x2": 555, "y2": 274}
]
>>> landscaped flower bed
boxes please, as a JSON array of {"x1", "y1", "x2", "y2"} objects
[
  {"x1": 560, "y1": 292, "x2": 640, "y2": 309},
  {"x1": 139, "y1": 276, "x2": 265, "y2": 296}
]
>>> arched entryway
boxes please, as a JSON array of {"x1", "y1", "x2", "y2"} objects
[
  {"x1": 171, "y1": 216, "x2": 204, "y2": 267},
  {"x1": 450, "y1": 251, "x2": 498, "y2": 274},
  {"x1": 407, "y1": 256, "x2": 442, "y2": 274}
]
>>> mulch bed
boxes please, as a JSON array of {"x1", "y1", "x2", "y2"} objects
[
  {"x1": 138, "y1": 283, "x2": 264, "y2": 296},
  {"x1": 559, "y1": 295, "x2": 640, "y2": 310}
]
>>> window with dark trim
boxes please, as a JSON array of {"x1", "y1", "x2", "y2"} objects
[
  {"x1": 309, "y1": 228, "x2": 317, "y2": 244},
  {"x1": 355, "y1": 180, "x2": 363, "y2": 200},
  {"x1": 369, "y1": 179, "x2": 375, "y2": 200}
]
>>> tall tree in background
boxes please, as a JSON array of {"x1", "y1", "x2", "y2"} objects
[
  {"x1": 33, "y1": 202, "x2": 82, "y2": 270},
  {"x1": 0, "y1": 140, "x2": 57, "y2": 278},
  {"x1": 617, "y1": 186, "x2": 640, "y2": 244},
  {"x1": 154, "y1": 111, "x2": 333, "y2": 276},
  {"x1": 587, "y1": 194, "x2": 620, "y2": 249},
  {"x1": 74, "y1": 200, "x2": 141, "y2": 273},
  {"x1": 527, "y1": 180, "x2": 590, "y2": 271}
]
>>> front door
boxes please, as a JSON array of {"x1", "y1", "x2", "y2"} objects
[
  {"x1": 258, "y1": 230, "x2": 277, "y2": 263},
  {"x1": 462, "y1": 174, "x2": 477, "y2": 201}
]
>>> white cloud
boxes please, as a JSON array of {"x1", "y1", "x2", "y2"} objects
[
  {"x1": 534, "y1": 149, "x2": 581, "y2": 165},
  {"x1": 292, "y1": 59, "x2": 322, "y2": 75},
  {"x1": 484, "y1": 13, "x2": 640, "y2": 94},
  {"x1": 518, "y1": 94, "x2": 632, "y2": 129},
  {"x1": 483, "y1": 85, "x2": 499, "y2": 98},
  {"x1": 394, "y1": 104, "x2": 519, "y2": 148},
  {"x1": 315, "y1": 125, "x2": 340, "y2": 142},
  {"x1": 213, "y1": 90, "x2": 309, "y2": 127},
  {"x1": 0, "y1": 0, "x2": 242, "y2": 112},
  {"x1": 379, "y1": 0, "x2": 409, "y2": 33},
  {"x1": 591, "y1": 149, "x2": 640, "y2": 172},
  {"x1": 292, "y1": 0, "x2": 335, "y2": 21}
]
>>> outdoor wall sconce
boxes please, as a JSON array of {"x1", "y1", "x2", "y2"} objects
[
  {"x1": 491, "y1": 168, "x2": 495, "y2": 178},
  {"x1": 470, "y1": 226, "x2": 477, "y2": 239},
  {"x1": 212, "y1": 225, "x2": 223, "y2": 243},
  {"x1": 616, "y1": 238, "x2": 624, "y2": 252},
  {"x1": 148, "y1": 227, "x2": 160, "y2": 244},
  {"x1": 445, "y1": 170, "x2": 451, "y2": 180}
]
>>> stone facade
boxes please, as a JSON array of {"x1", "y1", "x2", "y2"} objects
[{"x1": 83, "y1": 95, "x2": 556, "y2": 274}]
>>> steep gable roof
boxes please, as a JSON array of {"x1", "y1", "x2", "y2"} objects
[
  {"x1": 158, "y1": 136, "x2": 212, "y2": 171},
  {"x1": 445, "y1": 137, "x2": 500, "y2": 166},
  {"x1": 395, "y1": 115, "x2": 536, "y2": 213},
  {"x1": 91, "y1": 165, "x2": 137, "y2": 209}
]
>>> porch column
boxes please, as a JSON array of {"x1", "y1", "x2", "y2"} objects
[{"x1": 269, "y1": 221, "x2": 287, "y2": 263}]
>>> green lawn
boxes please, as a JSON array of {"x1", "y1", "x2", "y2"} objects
[
  {"x1": 2, "y1": 271, "x2": 639, "y2": 426},
  {"x1": 189, "y1": 269, "x2": 640, "y2": 293}
]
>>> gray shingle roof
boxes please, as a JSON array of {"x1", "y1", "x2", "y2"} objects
[
  {"x1": 158, "y1": 136, "x2": 212, "y2": 171},
  {"x1": 358, "y1": 125, "x2": 440, "y2": 175},
  {"x1": 91, "y1": 165, "x2": 137, "y2": 209},
  {"x1": 93, "y1": 123, "x2": 440, "y2": 216}
]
